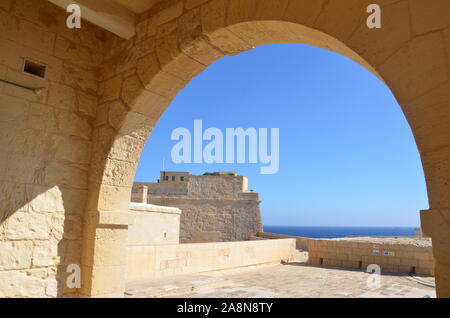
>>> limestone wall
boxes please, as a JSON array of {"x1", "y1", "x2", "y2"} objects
[
  {"x1": 259, "y1": 232, "x2": 434, "y2": 276},
  {"x1": 126, "y1": 238, "x2": 296, "y2": 283},
  {"x1": 127, "y1": 203, "x2": 181, "y2": 246},
  {"x1": 133, "y1": 175, "x2": 262, "y2": 243},
  {"x1": 0, "y1": 0, "x2": 119, "y2": 297},
  {"x1": 309, "y1": 239, "x2": 435, "y2": 276}
]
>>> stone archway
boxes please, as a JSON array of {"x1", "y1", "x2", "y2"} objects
[{"x1": 80, "y1": 0, "x2": 450, "y2": 298}]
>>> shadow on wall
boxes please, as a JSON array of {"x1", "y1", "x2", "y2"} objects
[{"x1": 0, "y1": 183, "x2": 89, "y2": 297}]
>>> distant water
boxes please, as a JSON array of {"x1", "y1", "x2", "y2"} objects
[{"x1": 263, "y1": 225, "x2": 417, "y2": 239}]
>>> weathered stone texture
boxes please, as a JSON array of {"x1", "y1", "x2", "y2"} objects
[
  {"x1": 0, "y1": 0, "x2": 111, "y2": 297},
  {"x1": 135, "y1": 175, "x2": 262, "y2": 243}
]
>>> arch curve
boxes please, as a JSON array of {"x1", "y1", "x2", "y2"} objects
[{"x1": 82, "y1": 0, "x2": 450, "y2": 297}]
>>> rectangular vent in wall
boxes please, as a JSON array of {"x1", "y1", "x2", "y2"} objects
[{"x1": 23, "y1": 59, "x2": 46, "y2": 79}]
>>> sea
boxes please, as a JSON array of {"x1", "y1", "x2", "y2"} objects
[{"x1": 263, "y1": 225, "x2": 418, "y2": 239}]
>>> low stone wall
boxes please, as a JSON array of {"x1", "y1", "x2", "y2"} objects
[
  {"x1": 126, "y1": 239, "x2": 295, "y2": 283},
  {"x1": 258, "y1": 233, "x2": 434, "y2": 276},
  {"x1": 308, "y1": 239, "x2": 434, "y2": 276},
  {"x1": 128, "y1": 203, "x2": 181, "y2": 246},
  {"x1": 257, "y1": 232, "x2": 312, "y2": 250}
]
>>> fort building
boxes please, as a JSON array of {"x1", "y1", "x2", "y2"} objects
[{"x1": 132, "y1": 172, "x2": 263, "y2": 243}]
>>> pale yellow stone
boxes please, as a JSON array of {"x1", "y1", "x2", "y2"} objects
[
  {"x1": 53, "y1": 109, "x2": 92, "y2": 140},
  {"x1": 403, "y1": 83, "x2": 450, "y2": 152},
  {"x1": 45, "y1": 277, "x2": 58, "y2": 297},
  {"x1": 137, "y1": 53, "x2": 187, "y2": 98},
  {"x1": 0, "y1": 269, "x2": 47, "y2": 297},
  {"x1": 109, "y1": 134, "x2": 146, "y2": 164},
  {"x1": 204, "y1": 28, "x2": 253, "y2": 56},
  {"x1": 5, "y1": 212, "x2": 53, "y2": 240},
  {"x1": 44, "y1": 162, "x2": 88, "y2": 190},
  {"x1": 52, "y1": 135, "x2": 92, "y2": 164},
  {"x1": 126, "y1": 239, "x2": 295, "y2": 283},
  {"x1": 122, "y1": 75, "x2": 170, "y2": 117},
  {"x1": 181, "y1": 36, "x2": 224, "y2": 65},
  {"x1": 80, "y1": 265, "x2": 126, "y2": 297},
  {"x1": 161, "y1": 52, "x2": 206, "y2": 81},
  {"x1": 86, "y1": 183, "x2": 133, "y2": 212},
  {"x1": 101, "y1": 157, "x2": 136, "y2": 187},
  {"x1": 27, "y1": 185, "x2": 64, "y2": 213},
  {"x1": 348, "y1": 1, "x2": 412, "y2": 67},
  {"x1": 379, "y1": 32, "x2": 449, "y2": 103},
  {"x1": 146, "y1": 70, "x2": 187, "y2": 99},
  {"x1": 0, "y1": 241, "x2": 33, "y2": 270},
  {"x1": 85, "y1": 239, "x2": 127, "y2": 267}
]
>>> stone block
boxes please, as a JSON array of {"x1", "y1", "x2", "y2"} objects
[
  {"x1": 5, "y1": 212, "x2": 52, "y2": 240},
  {"x1": 0, "y1": 241, "x2": 33, "y2": 270},
  {"x1": 32, "y1": 240, "x2": 60, "y2": 267},
  {"x1": 0, "y1": 269, "x2": 47, "y2": 297},
  {"x1": 379, "y1": 32, "x2": 448, "y2": 103}
]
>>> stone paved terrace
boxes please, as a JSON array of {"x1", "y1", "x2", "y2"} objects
[{"x1": 126, "y1": 253, "x2": 436, "y2": 298}]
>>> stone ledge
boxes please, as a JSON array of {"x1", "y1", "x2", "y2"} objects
[
  {"x1": 98, "y1": 211, "x2": 134, "y2": 226},
  {"x1": 129, "y1": 202, "x2": 182, "y2": 215}
]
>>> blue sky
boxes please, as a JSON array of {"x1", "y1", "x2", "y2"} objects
[{"x1": 134, "y1": 43, "x2": 428, "y2": 227}]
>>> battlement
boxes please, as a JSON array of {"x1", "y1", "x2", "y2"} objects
[{"x1": 131, "y1": 172, "x2": 262, "y2": 243}]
